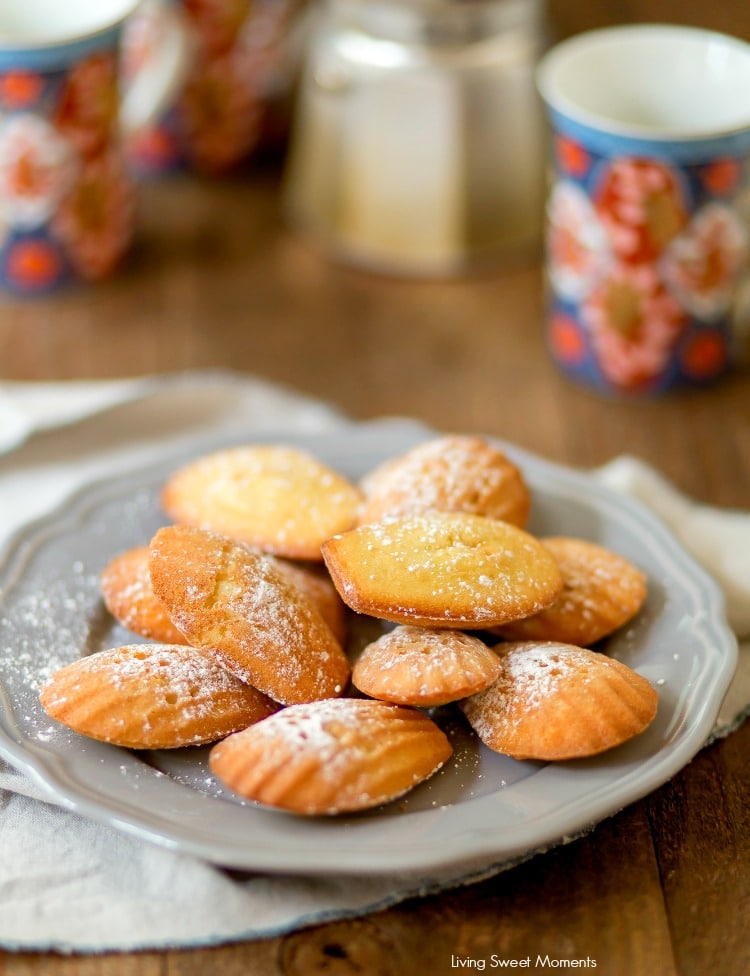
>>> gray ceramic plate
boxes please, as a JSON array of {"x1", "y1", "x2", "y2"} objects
[{"x1": 0, "y1": 420, "x2": 738, "y2": 876}]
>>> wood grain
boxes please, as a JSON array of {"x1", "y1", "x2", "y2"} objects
[{"x1": 1, "y1": 1, "x2": 749, "y2": 973}]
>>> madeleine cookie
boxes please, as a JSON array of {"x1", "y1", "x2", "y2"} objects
[
  {"x1": 209, "y1": 698, "x2": 452, "y2": 815},
  {"x1": 352, "y1": 626, "x2": 502, "y2": 707},
  {"x1": 39, "y1": 643, "x2": 277, "y2": 750},
  {"x1": 459, "y1": 641, "x2": 658, "y2": 760},
  {"x1": 160, "y1": 444, "x2": 363, "y2": 560},
  {"x1": 493, "y1": 537, "x2": 647, "y2": 646},
  {"x1": 101, "y1": 545, "x2": 188, "y2": 645},
  {"x1": 359, "y1": 435, "x2": 530, "y2": 528},
  {"x1": 149, "y1": 524, "x2": 351, "y2": 705},
  {"x1": 274, "y1": 558, "x2": 349, "y2": 646},
  {"x1": 322, "y1": 512, "x2": 563, "y2": 629}
]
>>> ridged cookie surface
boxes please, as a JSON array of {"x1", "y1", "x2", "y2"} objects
[
  {"x1": 322, "y1": 512, "x2": 563, "y2": 628},
  {"x1": 493, "y1": 537, "x2": 647, "y2": 646},
  {"x1": 39, "y1": 643, "x2": 277, "y2": 749},
  {"x1": 149, "y1": 524, "x2": 351, "y2": 705},
  {"x1": 209, "y1": 697, "x2": 452, "y2": 815},
  {"x1": 352, "y1": 625, "x2": 502, "y2": 706},
  {"x1": 359, "y1": 435, "x2": 530, "y2": 528},
  {"x1": 161, "y1": 444, "x2": 363, "y2": 560},
  {"x1": 459, "y1": 641, "x2": 658, "y2": 760},
  {"x1": 273, "y1": 558, "x2": 349, "y2": 646},
  {"x1": 101, "y1": 545, "x2": 188, "y2": 644}
]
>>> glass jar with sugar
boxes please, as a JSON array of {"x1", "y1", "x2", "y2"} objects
[{"x1": 282, "y1": 0, "x2": 548, "y2": 276}]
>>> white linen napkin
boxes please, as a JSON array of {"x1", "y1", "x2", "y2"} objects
[
  {"x1": 0, "y1": 370, "x2": 747, "y2": 953},
  {"x1": 595, "y1": 456, "x2": 750, "y2": 733}
]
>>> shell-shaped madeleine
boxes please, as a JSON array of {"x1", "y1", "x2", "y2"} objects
[
  {"x1": 39, "y1": 643, "x2": 277, "y2": 749},
  {"x1": 209, "y1": 698, "x2": 453, "y2": 815},
  {"x1": 359, "y1": 435, "x2": 531, "y2": 528},
  {"x1": 459, "y1": 641, "x2": 658, "y2": 760},
  {"x1": 101, "y1": 545, "x2": 189, "y2": 645},
  {"x1": 101, "y1": 545, "x2": 348, "y2": 651},
  {"x1": 352, "y1": 625, "x2": 501, "y2": 707},
  {"x1": 149, "y1": 524, "x2": 351, "y2": 705},
  {"x1": 321, "y1": 512, "x2": 563, "y2": 629},
  {"x1": 160, "y1": 444, "x2": 363, "y2": 560},
  {"x1": 493, "y1": 537, "x2": 647, "y2": 646},
  {"x1": 273, "y1": 558, "x2": 349, "y2": 646}
]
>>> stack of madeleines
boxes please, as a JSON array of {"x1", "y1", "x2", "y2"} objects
[{"x1": 40, "y1": 435, "x2": 658, "y2": 816}]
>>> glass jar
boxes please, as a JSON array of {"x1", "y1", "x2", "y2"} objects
[{"x1": 282, "y1": 0, "x2": 548, "y2": 276}]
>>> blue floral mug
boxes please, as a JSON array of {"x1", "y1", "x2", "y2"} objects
[
  {"x1": 537, "y1": 25, "x2": 750, "y2": 394},
  {"x1": 0, "y1": 0, "x2": 188, "y2": 296}
]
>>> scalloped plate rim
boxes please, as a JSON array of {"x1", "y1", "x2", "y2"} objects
[{"x1": 0, "y1": 418, "x2": 738, "y2": 876}]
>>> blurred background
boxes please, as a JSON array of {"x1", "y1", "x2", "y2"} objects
[{"x1": 0, "y1": 0, "x2": 748, "y2": 489}]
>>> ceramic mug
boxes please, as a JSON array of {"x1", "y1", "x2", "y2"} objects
[
  {"x1": 0, "y1": 0, "x2": 188, "y2": 296},
  {"x1": 536, "y1": 25, "x2": 750, "y2": 395},
  {"x1": 123, "y1": 0, "x2": 307, "y2": 176}
]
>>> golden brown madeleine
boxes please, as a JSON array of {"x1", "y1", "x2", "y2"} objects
[
  {"x1": 209, "y1": 698, "x2": 453, "y2": 815},
  {"x1": 39, "y1": 643, "x2": 277, "y2": 749},
  {"x1": 149, "y1": 524, "x2": 351, "y2": 705},
  {"x1": 273, "y1": 558, "x2": 349, "y2": 646},
  {"x1": 101, "y1": 545, "x2": 188, "y2": 645},
  {"x1": 160, "y1": 444, "x2": 363, "y2": 560},
  {"x1": 321, "y1": 512, "x2": 563, "y2": 629},
  {"x1": 352, "y1": 625, "x2": 502, "y2": 707},
  {"x1": 459, "y1": 641, "x2": 658, "y2": 760},
  {"x1": 359, "y1": 435, "x2": 530, "y2": 528},
  {"x1": 492, "y1": 537, "x2": 647, "y2": 646}
]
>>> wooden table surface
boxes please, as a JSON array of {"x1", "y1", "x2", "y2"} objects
[{"x1": 1, "y1": 1, "x2": 749, "y2": 974}]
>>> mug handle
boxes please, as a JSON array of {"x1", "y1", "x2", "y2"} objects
[{"x1": 119, "y1": 0, "x2": 194, "y2": 135}]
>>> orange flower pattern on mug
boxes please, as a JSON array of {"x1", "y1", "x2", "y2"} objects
[
  {"x1": 547, "y1": 182, "x2": 611, "y2": 302},
  {"x1": 124, "y1": 0, "x2": 303, "y2": 175},
  {"x1": 662, "y1": 203, "x2": 748, "y2": 320},
  {"x1": 681, "y1": 330, "x2": 730, "y2": 380},
  {"x1": 700, "y1": 158, "x2": 743, "y2": 197},
  {"x1": 583, "y1": 264, "x2": 686, "y2": 390},
  {"x1": 5, "y1": 237, "x2": 63, "y2": 290},
  {"x1": 555, "y1": 135, "x2": 590, "y2": 178},
  {"x1": 0, "y1": 115, "x2": 78, "y2": 229},
  {"x1": 0, "y1": 70, "x2": 45, "y2": 111},
  {"x1": 55, "y1": 53, "x2": 119, "y2": 158},
  {"x1": 52, "y1": 153, "x2": 135, "y2": 280},
  {"x1": 595, "y1": 158, "x2": 688, "y2": 263},
  {"x1": 183, "y1": 0, "x2": 251, "y2": 55},
  {"x1": 179, "y1": 45, "x2": 263, "y2": 172},
  {"x1": 547, "y1": 141, "x2": 748, "y2": 391},
  {"x1": 549, "y1": 313, "x2": 588, "y2": 367},
  {"x1": 0, "y1": 52, "x2": 133, "y2": 294}
]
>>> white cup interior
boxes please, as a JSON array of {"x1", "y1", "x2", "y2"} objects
[
  {"x1": 538, "y1": 25, "x2": 750, "y2": 138},
  {"x1": 0, "y1": 0, "x2": 138, "y2": 47}
]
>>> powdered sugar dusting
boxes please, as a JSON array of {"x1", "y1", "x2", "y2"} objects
[
  {"x1": 360, "y1": 435, "x2": 529, "y2": 525},
  {"x1": 40, "y1": 642, "x2": 275, "y2": 748},
  {"x1": 211, "y1": 698, "x2": 451, "y2": 814},
  {"x1": 250, "y1": 698, "x2": 372, "y2": 757},
  {"x1": 44, "y1": 642, "x2": 248, "y2": 702},
  {"x1": 1, "y1": 566, "x2": 101, "y2": 693},
  {"x1": 461, "y1": 641, "x2": 597, "y2": 743},
  {"x1": 162, "y1": 445, "x2": 362, "y2": 557},
  {"x1": 327, "y1": 512, "x2": 561, "y2": 625},
  {"x1": 499, "y1": 643, "x2": 594, "y2": 707},
  {"x1": 0, "y1": 430, "x2": 667, "y2": 829},
  {"x1": 0, "y1": 482, "x2": 165, "y2": 741},
  {"x1": 353, "y1": 625, "x2": 501, "y2": 705},
  {"x1": 150, "y1": 525, "x2": 349, "y2": 703}
]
